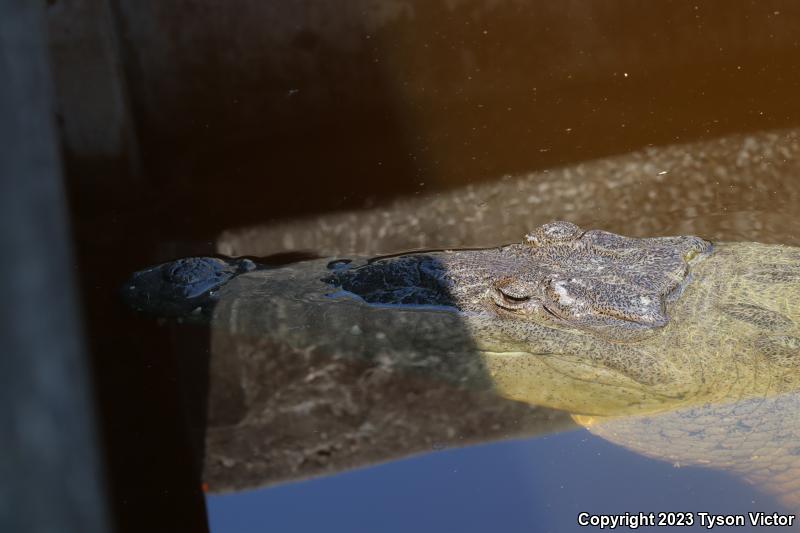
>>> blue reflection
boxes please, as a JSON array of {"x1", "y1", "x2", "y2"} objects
[{"x1": 208, "y1": 428, "x2": 775, "y2": 533}]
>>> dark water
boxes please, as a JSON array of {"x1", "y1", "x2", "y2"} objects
[{"x1": 63, "y1": 2, "x2": 800, "y2": 532}]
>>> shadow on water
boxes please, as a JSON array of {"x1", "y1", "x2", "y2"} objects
[
  {"x1": 195, "y1": 252, "x2": 574, "y2": 493},
  {"x1": 53, "y1": 1, "x2": 800, "y2": 531},
  {"x1": 193, "y1": 242, "x2": 800, "y2": 531}
]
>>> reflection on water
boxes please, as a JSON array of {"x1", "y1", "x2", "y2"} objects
[
  {"x1": 192, "y1": 167, "x2": 800, "y2": 531},
  {"x1": 208, "y1": 431, "x2": 772, "y2": 533},
  {"x1": 106, "y1": 128, "x2": 800, "y2": 531},
  {"x1": 61, "y1": 2, "x2": 800, "y2": 529},
  {"x1": 218, "y1": 129, "x2": 800, "y2": 257}
]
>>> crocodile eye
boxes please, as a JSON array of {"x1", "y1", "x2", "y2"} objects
[
  {"x1": 498, "y1": 289, "x2": 530, "y2": 303},
  {"x1": 493, "y1": 284, "x2": 532, "y2": 311}
]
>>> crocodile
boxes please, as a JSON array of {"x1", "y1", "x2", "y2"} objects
[{"x1": 125, "y1": 221, "x2": 800, "y2": 507}]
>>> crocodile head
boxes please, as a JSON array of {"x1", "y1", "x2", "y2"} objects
[
  {"x1": 324, "y1": 221, "x2": 715, "y2": 415},
  {"x1": 326, "y1": 221, "x2": 712, "y2": 343},
  {"x1": 477, "y1": 221, "x2": 711, "y2": 341}
]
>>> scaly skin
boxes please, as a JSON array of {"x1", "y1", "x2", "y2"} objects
[
  {"x1": 481, "y1": 237, "x2": 800, "y2": 509},
  {"x1": 476, "y1": 238, "x2": 800, "y2": 416},
  {"x1": 125, "y1": 223, "x2": 800, "y2": 507},
  {"x1": 568, "y1": 240, "x2": 800, "y2": 509}
]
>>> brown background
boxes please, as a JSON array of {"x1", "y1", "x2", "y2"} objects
[{"x1": 45, "y1": 1, "x2": 800, "y2": 531}]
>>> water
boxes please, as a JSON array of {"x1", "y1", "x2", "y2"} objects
[
  {"x1": 64, "y1": 3, "x2": 800, "y2": 532},
  {"x1": 197, "y1": 215, "x2": 800, "y2": 531},
  {"x1": 207, "y1": 433, "x2": 770, "y2": 533}
]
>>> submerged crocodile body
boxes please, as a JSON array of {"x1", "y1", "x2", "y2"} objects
[{"x1": 126, "y1": 222, "x2": 800, "y2": 507}]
